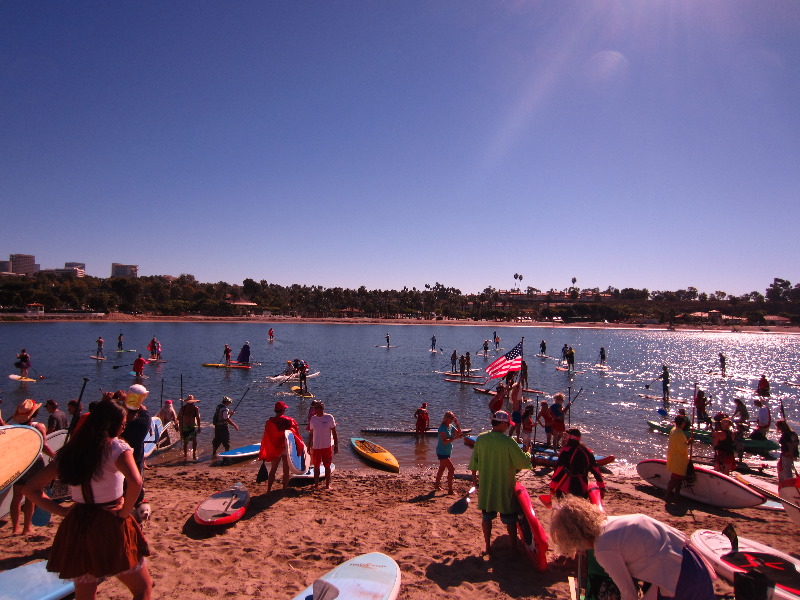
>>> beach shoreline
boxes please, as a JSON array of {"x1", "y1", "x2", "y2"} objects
[
  {"x1": 7, "y1": 312, "x2": 800, "y2": 335},
  {"x1": 2, "y1": 461, "x2": 796, "y2": 599}
]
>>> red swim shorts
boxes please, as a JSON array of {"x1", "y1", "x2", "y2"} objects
[{"x1": 312, "y1": 447, "x2": 333, "y2": 468}]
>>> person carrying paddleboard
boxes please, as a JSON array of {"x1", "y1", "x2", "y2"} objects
[
  {"x1": 468, "y1": 410, "x2": 531, "y2": 556},
  {"x1": 259, "y1": 401, "x2": 302, "y2": 494}
]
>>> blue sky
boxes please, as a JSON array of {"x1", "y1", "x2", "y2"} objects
[{"x1": 2, "y1": 1, "x2": 798, "y2": 296}]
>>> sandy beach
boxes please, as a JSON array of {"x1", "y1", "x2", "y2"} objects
[{"x1": 2, "y1": 457, "x2": 797, "y2": 599}]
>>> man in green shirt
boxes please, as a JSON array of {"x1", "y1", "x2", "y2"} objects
[{"x1": 469, "y1": 410, "x2": 532, "y2": 556}]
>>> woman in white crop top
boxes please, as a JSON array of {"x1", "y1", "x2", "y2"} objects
[{"x1": 24, "y1": 398, "x2": 153, "y2": 600}]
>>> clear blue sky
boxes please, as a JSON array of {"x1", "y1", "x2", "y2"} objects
[{"x1": 2, "y1": 1, "x2": 798, "y2": 296}]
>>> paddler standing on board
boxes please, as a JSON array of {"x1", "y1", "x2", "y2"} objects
[
  {"x1": 468, "y1": 410, "x2": 531, "y2": 556},
  {"x1": 658, "y1": 365, "x2": 671, "y2": 402},
  {"x1": 95, "y1": 336, "x2": 105, "y2": 358},
  {"x1": 132, "y1": 354, "x2": 147, "y2": 379},
  {"x1": 268, "y1": 328, "x2": 274, "y2": 341},
  {"x1": 15, "y1": 348, "x2": 31, "y2": 379}
]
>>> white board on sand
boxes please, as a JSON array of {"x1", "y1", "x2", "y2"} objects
[
  {"x1": 0, "y1": 560, "x2": 74, "y2": 600},
  {"x1": 290, "y1": 552, "x2": 401, "y2": 600},
  {"x1": 691, "y1": 529, "x2": 800, "y2": 600},
  {"x1": 636, "y1": 458, "x2": 765, "y2": 509}
]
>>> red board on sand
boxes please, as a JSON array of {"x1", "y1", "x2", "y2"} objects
[{"x1": 514, "y1": 482, "x2": 548, "y2": 572}]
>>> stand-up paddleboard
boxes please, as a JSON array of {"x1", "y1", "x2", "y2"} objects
[
  {"x1": 290, "y1": 552, "x2": 401, "y2": 600},
  {"x1": 0, "y1": 425, "x2": 44, "y2": 490},
  {"x1": 360, "y1": 427, "x2": 472, "y2": 436},
  {"x1": 514, "y1": 482, "x2": 548, "y2": 572},
  {"x1": 0, "y1": 560, "x2": 75, "y2": 600},
  {"x1": 29, "y1": 428, "x2": 71, "y2": 526},
  {"x1": 290, "y1": 386, "x2": 314, "y2": 398},
  {"x1": 292, "y1": 463, "x2": 336, "y2": 480},
  {"x1": 636, "y1": 459, "x2": 765, "y2": 509},
  {"x1": 89, "y1": 355, "x2": 106, "y2": 361},
  {"x1": 267, "y1": 371, "x2": 320, "y2": 382},
  {"x1": 156, "y1": 420, "x2": 180, "y2": 452},
  {"x1": 351, "y1": 438, "x2": 399, "y2": 472},
  {"x1": 691, "y1": 529, "x2": 800, "y2": 600},
  {"x1": 434, "y1": 371, "x2": 483, "y2": 379},
  {"x1": 115, "y1": 349, "x2": 137, "y2": 353},
  {"x1": 732, "y1": 473, "x2": 786, "y2": 511},
  {"x1": 201, "y1": 363, "x2": 251, "y2": 369},
  {"x1": 193, "y1": 482, "x2": 250, "y2": 526},
  {"x1": 130, "y1": 371, "x2": 149, "y2": 379},
  {"x1": 780, "y1": 478, "x2": 800, "y2": 528},
  {"x1": 287, "y1": 430, "x2": 309, "y2": 475},
  {"x1": 443, "y1": 378, "x2": 482, "y2": 385},
  {"x1": 8, "y1": 374, "x2": 36, "y2": 382},
  {"x1": 531, "y1": 448, "x2": 616, "y2": 468},
  {"x1": 645, "y1": 420, "x2": 778, "y2": 454},
  {"x1": 218, "y1": 443, "x2": 261, "y2": 464},
  {"x1": 143, "y1": 417, "x2": 163, "y2": 459}
]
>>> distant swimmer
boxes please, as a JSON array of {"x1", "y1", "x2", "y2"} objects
[
  {"x1": 431, "y1": 335, "x2": 437, "y2": 351},
  {"x1": 540, "y1": 340, "x2": 546, "y2": 355}
]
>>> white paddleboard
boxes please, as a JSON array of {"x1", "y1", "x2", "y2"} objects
[
  {"x1": 292, "y1": 463, "x2": 336, "y2": 480},
  {"x1": 0, "y1": 560, "x2": 74, "y2": 600},
  {"x1": 636, "y1": 459, "x2": 765, "y2": 509},
  {"x1": 691, "y1": 529, "x2": 800, "y2": 600},
  {"x1": 8, "y1": 374, "x2": 36, "y2": 382},
  {"x1": 290, "y1": 552, "x2": 401, "y2": 600},
  {"x1": 43, "y1": 430, "x2": 68, "y2": 467},
  {"x1": 287, "y1": 430, "x2": 309, "y2": 475},
  {"x1": 780, "y1": 477, "x2": 800, "y2": 528},
  {"x1": 143, "y1": 417, "x2": 163, "y2": 458}
]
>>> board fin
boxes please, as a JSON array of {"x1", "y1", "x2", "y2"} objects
[{"x1": 722, "y1": 522, "x2": 739, "y2": 552}]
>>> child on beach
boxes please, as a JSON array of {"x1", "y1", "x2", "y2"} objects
[
  {"x1": 434, "y1": 411, "x2": 461, "y2": 494},
  {"x1": 521, "y1": 405, "x2": 535, "y2": 451},
  {"x1": 537, "y1": 401, "x2": 554, "y2": 446}
]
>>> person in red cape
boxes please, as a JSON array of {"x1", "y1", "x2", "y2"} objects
[{"x1": 259, "y1": 401, "x2": 302, "y2": 493}]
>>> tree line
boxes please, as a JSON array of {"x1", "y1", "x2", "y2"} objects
[{"x1": 0, "y1": 273, "x2": 798, "y2": 325}]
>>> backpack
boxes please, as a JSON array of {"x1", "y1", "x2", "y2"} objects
[{"x1": 213, "y1": 404, "x2": 225, "y2": 426}]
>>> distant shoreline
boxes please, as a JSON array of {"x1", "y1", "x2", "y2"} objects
[{"x1": 5, "y1": 312, "x2": 800, "y2": 334}]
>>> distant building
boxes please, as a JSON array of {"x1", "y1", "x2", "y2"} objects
[
  {"x1": 65, "y1": 262, "x2": 86, "y2": 270},
  {"x1": 111, "y1": 263, "x2": 138, "y2": 278},
  {"x1": 0, "y1": 260, "x2": 11, "y2": 272},
  {"x1": 10, "y1": 254, "x2": 38, "y2": 275}
]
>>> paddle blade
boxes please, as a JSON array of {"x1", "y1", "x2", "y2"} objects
[
  {"x1": 448, "y1": 486, "x2": 476, "y2": 514},
  {"x1": 657, "y1": 408, "x2": 668, "y2": 418},
  {"x1": 538, "y1": 494, "x2": 552, "y2": 509}
]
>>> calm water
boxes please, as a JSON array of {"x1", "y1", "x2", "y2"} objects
[{"x1": 2, "y1": 322, "x2": 799, "y2": 473}]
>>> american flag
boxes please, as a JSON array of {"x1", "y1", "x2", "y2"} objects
[{"x1": 485, "y1": 341, "x2": 524, "y2": 379}]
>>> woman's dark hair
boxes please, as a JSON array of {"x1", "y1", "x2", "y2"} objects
[{"x1": 57, "y1": 398, "x2": 126, "y2": 485}]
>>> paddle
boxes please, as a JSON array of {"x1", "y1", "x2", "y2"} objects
[
  {"x1": 77, "y1": 377, "x2": 89, "y2": 403},
  {"x1": 29, "y1": 365, "x2": 45, "y2": 380},
  {"x1": 113, "y1": 362, "x2": 134, "y2": 370},
  {"x1": 448, "y1": 486, "x2": 476, "y2": 514},
  {"x1": 644, "y1": 376, "x2": 660, "y2": 390},
  {"x1": 231, "y1": 387, "x2": 250, "y2": 413}
]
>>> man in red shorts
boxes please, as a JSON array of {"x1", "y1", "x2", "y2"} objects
[{"x1": 308, "y1": 402, "x2": 338, "y2": 490}]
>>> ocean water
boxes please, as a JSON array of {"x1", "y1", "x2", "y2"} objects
[{"x1": 2, "y1": 321, "x2": 798, "y2": 472}]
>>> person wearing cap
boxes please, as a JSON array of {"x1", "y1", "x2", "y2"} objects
[
  {"x1": 308, "y1": 402, "x2": 338, "y2": 490},
  {"x1": 156, "y1": 399, "x2": 178, "y2": 427},
  {"x1": 414, "y1": 402, "x2": 430, "y2": 439},
  {"x1": 10, "y1": 399, "x2": 56, "y2": 534},
  {"x1": 211, "y1": 397, "x2": 239, "y2": 459},
  {"x1": 119, "y1": 386, "x2": 152, "y2": 501},
  {"x1": 178, "y1": 394, "x2": 201, "y2": 461},
  {"x1": 549, "y1": 428, "x2": 605, "y2": 499},
  {"x1": 468, "y1": 410, "x2": 531, "y2": 556},
  {"x1": 753, "y1": 398, "x2": 771, "y2": 439},
  {"x1": 23, "y1": 397, "x2": 153, "y2": 598},
  {"x1": 259, "y1": 401, "x2": 302, "y2": 494},
  {"x1": 45, "y1": 399, "x2": 69, "y2": 433}
]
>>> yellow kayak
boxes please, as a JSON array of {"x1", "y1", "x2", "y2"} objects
[{"x1": 350, "y1": 437, "x2": 399, "y2": 472}]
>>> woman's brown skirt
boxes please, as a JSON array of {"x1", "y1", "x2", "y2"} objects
[{"x1": 48, "y1": 502, "x2": 150, "y2": 580}]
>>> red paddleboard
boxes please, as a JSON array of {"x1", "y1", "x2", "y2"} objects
[
  {"x1": 194, "y1": 482, "x2": 249, "y2": 526},
  {"x1": 514, "y1": 482, "x2": 548, "y2": 571}
]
